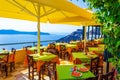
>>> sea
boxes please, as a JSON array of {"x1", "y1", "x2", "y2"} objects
[{"x1": 0, "y1": 34, "x2": 66, "y2": 50}]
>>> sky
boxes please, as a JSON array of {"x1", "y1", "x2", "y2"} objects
[{"x1": 0, "y1": 0, "x2": 88, "y2": 35}]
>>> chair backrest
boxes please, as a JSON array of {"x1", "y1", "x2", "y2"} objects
[
  {"x1": 90, "y1": 57, "x2": 99, "y2": 68},
  {"x1": 27, "y1": 54, "x2": 34, "y2": 66},
  {"x1": 11, "y1": 48, "x2": 16, "y2": 60},
  {"x1": 48, "y1": 43, "x2": 56, "y2": 49},
  {"x1": 90, "y1": 57, "x2": 99, "y2": 75},
  {"x1": 25, "y1": 47, "x2": 34, "y2": 54},
  {"x1": 66, "y1": 47, "x2": 72, "y2": 54},
  {"x1": 47, "y1": 48, "x2": 58, "y2": 54},
  {"x1": 0, "y1": 52, "x2": 9, "y2": 63},
  {"x1": 100, "y1": 69, "x2": 115, "y2": 80},
  {"x1": 74, "y1": 58, "x2": 82, "y2": 64},
  {"x1": 2, "y1": 48, "x2": 6, "y2": 50},
  {"x1": 60, "y1": 45, "x2": 66, "y2": 51}
]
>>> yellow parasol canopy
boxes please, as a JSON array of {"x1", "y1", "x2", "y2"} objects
[
  {"x1": 0, "y1": 0, "x2": 92, "y2": 22},
  {"x1": 53, "y1": 16, "x2": 101, "y2": 26},
  {"x1": 0, "y1": 0, "x2": 93, "y2": 54}
]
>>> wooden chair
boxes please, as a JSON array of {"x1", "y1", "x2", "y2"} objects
[
  {"x1": 0, "y1": 52, "x2": 9, "y2": 77},
  {"x1": 47, "y1": 43, "x2": 59, "y2": 56},
  {"x1": 27, "y1": 54, "x2": 35, "y2": 79},
  {"x1": 100, "y1": 69, "x2": 115, "y2": 80},
  {"x1": 92, "y1": 51, "x2": 103, "y2": 74},
  {"x1": 56, "y1": 45, "x2": 66, "y2": 59},
  {"x1": 46, "y1": 61, "x2": 57, "y2": 80},
  {"x1": 75, "y1": 43, "x2": 82, "y2": 51},
  {"x1": 47, "y1": 43, "x2": 56, "y2": 49},
  {"x1": 90, "y1": 57, "x2": 99, "y2": 75},
  {"x1": 63, "y1": 47, "x2": 72, "y2": 61},
  {"x1": 27, "y1": 54, "x2": 45, "y2": 80},
  {"x1": 98, "y1": 54, "x2": 104, "y2": 74},
  {"x1": 55, "y1": 45, "x2": 62, "y2": 58},
  {"x1": 10, "y1": 48, "x2": 16, "y2": 72},
  {"x1": 73, "y1": 58, "x2": 82, "y2": 64},
  {"x1": 47, "y1": 48, "x2": 58, "y2": 55},
  {"x1": 76, "y1": 42, "x2": 84, "y2": 51}
]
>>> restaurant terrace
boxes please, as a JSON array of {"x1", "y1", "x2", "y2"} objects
[{"x1": 0, "y1": 0, "x2": 119, "y2": 80}]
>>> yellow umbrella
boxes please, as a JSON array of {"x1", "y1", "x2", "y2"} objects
[
  {"x1": 29, "y1": 0, "x2": 92, "y2": 20},
  {"x1": 0, "y1": 0, "x2": 92, "y2": 54},
  {"x1": 53, "y1": 16, "x2": 101, "y2": 26}
]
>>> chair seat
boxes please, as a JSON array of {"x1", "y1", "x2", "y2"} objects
[
  {"x1": 0, "y1": 60, "x2": 6, "y2": 63},
  {"x1": 0, "y1": 62, "x2": 7, "y2": 65}
]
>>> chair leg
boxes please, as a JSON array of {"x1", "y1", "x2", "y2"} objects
[
  {"x1": 28, "y1": 65, "x2": 31, "y2": 79},
  {"x1": 13, "y1": 62, "x2": 15, "y2": 69},
  {"x1": 10, "y1": 62, "x2": 15, "y2": 72},
  {"x1": 10, "y1": 63, "x2": 12, "y2": 72},
  {"x1": 5, "y1": 65, "x2": 8, "y2": 77},
  {"x1": 59, "y1": 52, "x2": 62, "y2": 59},
  {"x1": 54, "y1": 71, "x2": 57, "y2": 80},
  {"x1": 32, "y1": 68, "x2": 34, "y2": 80},
  {"x1": 48, "y1": 69, "x2": 51, "y2": 80},
  {"x1": 42, "y1": 66, "x2": 45, "y2": 80},
  {"x1": 38, "y1": 70, "x2": 41, "y2": 80}
]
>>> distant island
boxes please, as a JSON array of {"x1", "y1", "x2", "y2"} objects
[{"x1": 0, "y1": 29, "x2": 50, "y2": 35}]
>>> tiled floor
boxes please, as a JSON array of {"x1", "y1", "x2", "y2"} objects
[
  {"x1": 0, "y1": 60, "x2": 73, "y2": 80},
  {"x1": 0, "y1": 63, "x2": 27, "y2": 80}
]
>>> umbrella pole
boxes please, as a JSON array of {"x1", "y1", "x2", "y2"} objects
[
  {"x1": 84, "y1": 26, "x2": 87, "y2": 54},
  {"x1": 37, "y1": 3, "x2": 40, "y2": 55}
]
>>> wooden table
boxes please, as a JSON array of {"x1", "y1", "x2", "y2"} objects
[
  {"x1": 28, "y1": 52, "x2": 60, "y2": 72},
  {"x1": 56, "y1": 65, "x2": 95, "y2": 80},
  {"x1": 72, "y1": 52, "x2": 97, "y2": 64},
  {"x1": 88, "y1": 47, "x2": 104, "y2": 54}
]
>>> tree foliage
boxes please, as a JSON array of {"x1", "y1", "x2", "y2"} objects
[
  {"x1": 84, "y1": 0, "x2": 120, "y2": 74},
  {"x1": 73, "y1": 0, "x2": 120, "y2": 75}
]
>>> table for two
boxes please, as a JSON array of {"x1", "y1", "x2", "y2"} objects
[
  {"x1": 28, "y1": 52, "x2": 60, "y2": 72},
  {"x1": 57, "y1": 64, "x2": 95, "y2": 80},
  {"x1": 88, "y1": 46, "x2": 104, "y2": 54},
  {"x1": 72, "y1": 52, "x2": 98, "y2": 64}
]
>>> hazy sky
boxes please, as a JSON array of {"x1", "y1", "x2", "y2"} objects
[{"x1": 0, "y1": 0, "x2": 88, "y2": 34}]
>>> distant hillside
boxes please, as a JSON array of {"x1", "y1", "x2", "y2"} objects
[
  {"x1": 0, "y1": 29, "x2": 50, "y2": 35},
  {"x1": 56, "y1": 29, "x2": 83, "y2": 42},
  {"x1": 56, "y1": 28, "x2": 101, "y2": 42}
]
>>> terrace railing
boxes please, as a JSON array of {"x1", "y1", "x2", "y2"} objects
[{"x1": 0, "y1": 40, "x2": 55, "y2": 50}]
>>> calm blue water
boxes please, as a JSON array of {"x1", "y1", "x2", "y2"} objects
[{"x1": 0, "y1": 34, "x2": 65, "y2": 50}]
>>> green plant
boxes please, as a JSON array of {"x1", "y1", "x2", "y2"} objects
[
  {"x1": 73, "y1": 0, "x2": 120, "y2": 78},
  {"x1": 84, "y1": 0, "x2": 120, "y2": 65}
]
